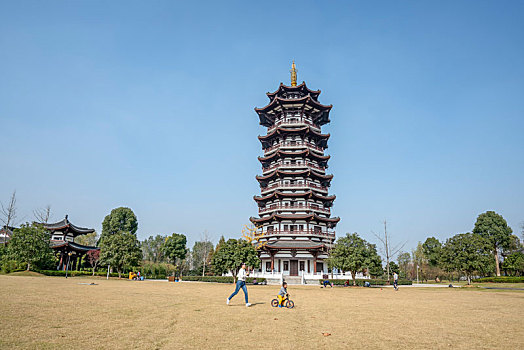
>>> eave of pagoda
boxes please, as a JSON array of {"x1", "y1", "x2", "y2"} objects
[
  {"x1": 250, "y1": 213, "x2": 340, "y2": 225},
  {"x1": 256, "y1": 95, "x2": 331, "y2": 114},
  {"x1": 256, "y1": 169, "x2": 333, "y2": 182},
  {"x1": 258, "y1": 126, "x2": 330, "y2": 144},
  {"x1": 258, "y1": 149, "x2": 330, "y2": 163},
  {"x1": 253, "y1": 190, "x2": 336, "y2": 204},
  {"x1": 266, "y1": 82, "x2": 321, "y2": 101},
  {"x1": 255, "y1": 95, "x2": 332, "y2": 127}
]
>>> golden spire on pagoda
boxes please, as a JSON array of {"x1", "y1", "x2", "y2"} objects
[{"x1": 290, "y1": 60, "x2": 297, "y2": 86}]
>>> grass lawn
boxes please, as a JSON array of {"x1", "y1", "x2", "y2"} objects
[{"x1": 1, "y1": 275, "x2": 523, "y2": 349}]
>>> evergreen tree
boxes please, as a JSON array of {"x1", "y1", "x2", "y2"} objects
[
  {"x1": 422, "y1": 237, "x2": 442, "y2": 267},
  {"x1": 328, "y1": 233, "x2": 377, "y2": 285},
  {"x1": 441, "y1": 232, "x2": 492, "y2": 284},
  {"x1": 99, "y1": 207, "x2": 141, "y2": 278},
  {"x1": 7, "y1": 223, "x2": 55, "y2": 271},
  {"x1": 162, "y1": 233, "x2": 187, "y2": 275},
  {"x1": 211, "y1": 238, "x2": 259, "y2": 281}
]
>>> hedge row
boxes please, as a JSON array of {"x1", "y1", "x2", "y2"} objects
[
  {"x1": 181, "y1": 276, "x2": 266, "y2": 284},
  {"x1": 472, "y1": 276, "x2": 524, "y2": 283},
  {"x1": 36, "y1": 270, "x2": 121, "y2": 278},
  {"x1": 320, "y1": 279, "x2": 412, "y2": 286}
]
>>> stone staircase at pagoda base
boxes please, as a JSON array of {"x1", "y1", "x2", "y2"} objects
[{"x1": 265, "y1": 276, "x2": 320, "y2": 285}]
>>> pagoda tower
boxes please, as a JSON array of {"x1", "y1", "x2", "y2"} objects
[{"x1": 251, "y1": 62, "x2": 340, "y2": 277}]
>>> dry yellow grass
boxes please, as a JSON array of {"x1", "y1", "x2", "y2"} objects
[{"x1": 0, "y1": 275, "x2": 523, "y2": 350}]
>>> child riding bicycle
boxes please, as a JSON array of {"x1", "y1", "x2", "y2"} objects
[{"x1": 277, "y1": 282, "x2": 288, "y2": 308}]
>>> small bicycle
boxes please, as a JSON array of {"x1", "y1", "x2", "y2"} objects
[{"x1": 271, "y1": 295, "x2": 294, "y2": 309}]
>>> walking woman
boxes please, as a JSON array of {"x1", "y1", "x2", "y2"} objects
[{"x1": 226, "y1": 263, "x2": 251, "y2": 307}]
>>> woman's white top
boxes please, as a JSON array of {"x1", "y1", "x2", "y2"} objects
[{"x1": 237, "y1": 268, "x2": 247, "y2": 282}]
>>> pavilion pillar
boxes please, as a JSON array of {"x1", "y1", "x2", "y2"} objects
[
  {"x1": 58, "y1": 253, "x2": 64, "y2": 270},
  {"x1": 313, "y1": 252, "x2": 318, "y2": 274},
  {"x1": 270, "y1": 252, "x2": 275, "y2": 271}
]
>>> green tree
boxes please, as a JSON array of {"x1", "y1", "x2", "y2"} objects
[
  {"x1": 7, "y1": 223, "x2": 55, "y2": 270},
  {"x1": 75, "y1": 231, "x2": 99, "y2": 247},
  {"x1": 328, "y1": 233, "x2": 377, "y2": 286},
  {"x1": 99, "y1": 232, "x2": 142, "y2": 278},
  {"x1": 141, "y1": 235, "x2": 166, "y2": 263},
  {"x1": 441, "y1": 233, "x2": 492, "y2": 284},
  {"x1": 162, "y1": 233, "x2": 187, "y2": 275},
  {"x1": 365, "y1": 243, "x2": 383, "y2": 278},
  {"x1": 99, "y1": 207, "x2": 141, "y2": 278},
  {"x1": 473, "y1": 211, "x2": 513, "y2": 276},
  {"x1": 211, "y1": 238, "x2": 259, "y2": 281},
  {"x1": 101, "y1": 207, "x2": 138, "y2": 238},
  {"x1": 387, "y1": 261, "x2": 400, "y2": 274},
  {"x1": 397, "y1": 252, "x2": 411, "y2": 279},
  {"x1": 422, "y1": 237, "x2": 442, "y2": 267},
  {"x1": 502, "y1": 252, "x2": 524, "y2": 276}
]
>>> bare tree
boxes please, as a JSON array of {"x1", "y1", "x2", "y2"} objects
[
  {"x1": 33, "y1": 205, "x2": 52, "y2": 224},
  {"x1": 373, "y1": 220, "x2": 407, "y2": 282},
  {"x1": 199, "y1": 230, "x2": 213, "y2": 277},
  {"x1": 1, "y1": 190, "x2": 18, "y2": 245}
]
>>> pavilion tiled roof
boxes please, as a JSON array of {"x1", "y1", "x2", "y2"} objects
[
  {"x1": 42, "y1": 216, "x2": 95, "y2": 236},
  {"x1": 50, "y1": 240, "x2": 99, "y2": 253}
]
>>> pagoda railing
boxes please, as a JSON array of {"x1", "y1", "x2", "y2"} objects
[
  {"x1": 259, "y1": 204, "x2": 331, "y2": 214},
  {"x1": 261, "y1": 181, "x2": 328, "y2": 193},
  {"x1": 263, "y1": 161, "x2": 326, "y2": 172},
  {"x1": 260, "y1": 229, "x2": 336, "y2": 238},
  {"x1": 268, "y1": 117, "x2": 321, "y2": 132},
  {"x1": 264, "y1": 141, "x2": 324, "y2": 153}
]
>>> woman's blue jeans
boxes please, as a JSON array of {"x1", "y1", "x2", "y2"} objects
[{"x1": 228, "y1": 280, "x2": 248, "y2": 303}]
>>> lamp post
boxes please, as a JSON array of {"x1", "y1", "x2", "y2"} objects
[
  {"x1": 65, "y1": 252, "x2": 72, "y2": 279},
  {"x1": 416, "y1": 265, "x2": 419, "y2": 284}
]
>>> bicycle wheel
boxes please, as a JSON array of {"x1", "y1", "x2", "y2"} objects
[
  {"x1": 271, "y1": 299, "x2": 279, "y2": 307},
  {"x1": 285, "y1": 300, "x2": 294, "y2": 309}
]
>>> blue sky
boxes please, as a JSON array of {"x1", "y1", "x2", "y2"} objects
[{"x1": 1, "y1": 1, "x2": 523, "y2": 252}]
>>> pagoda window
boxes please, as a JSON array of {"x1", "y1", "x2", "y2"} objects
[
  {"x1": 314, "y1": 226, "x2": 322, "y2": 233},
  {"x1": 283, "y1": 261, "x2": 289, "y2": 271},
  {"x1": 265, "y1": 262, "x2": 271, "y2": 272},
  {"x1": 52, "y1": 235, "x2": 63, "y2": 241},
  {"x1": 267, "y1": 226, "x2": 274, "y2": 232},
  {"x1": 290, "y1": 225, "x2": 296, "y2": 232},
  {"x1": 300, "y1": 261, "x2": 305, "y2": 271},
  {"x1": 299, "y1": 225, "x2": 304, "y2": 231}
]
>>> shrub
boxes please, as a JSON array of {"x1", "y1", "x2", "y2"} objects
[
  {"x1": 472, "y1": 276, "x2": 524, "y2": 283},
  {"x1": 36, "y1": 270, "x2": 120, "y2": 278},
  {"x1": 1, "y1": 260, "x2": 25, "y2": 274},
  {"x1": 181, "y1": 276, "x2": 266, "y2": 284},
  {"x1": 319, "y1": 279, "x2": 412, "y2": 286},
  {"x1": 140, "y1": 262, "x2": 177, "y2": 279}
]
